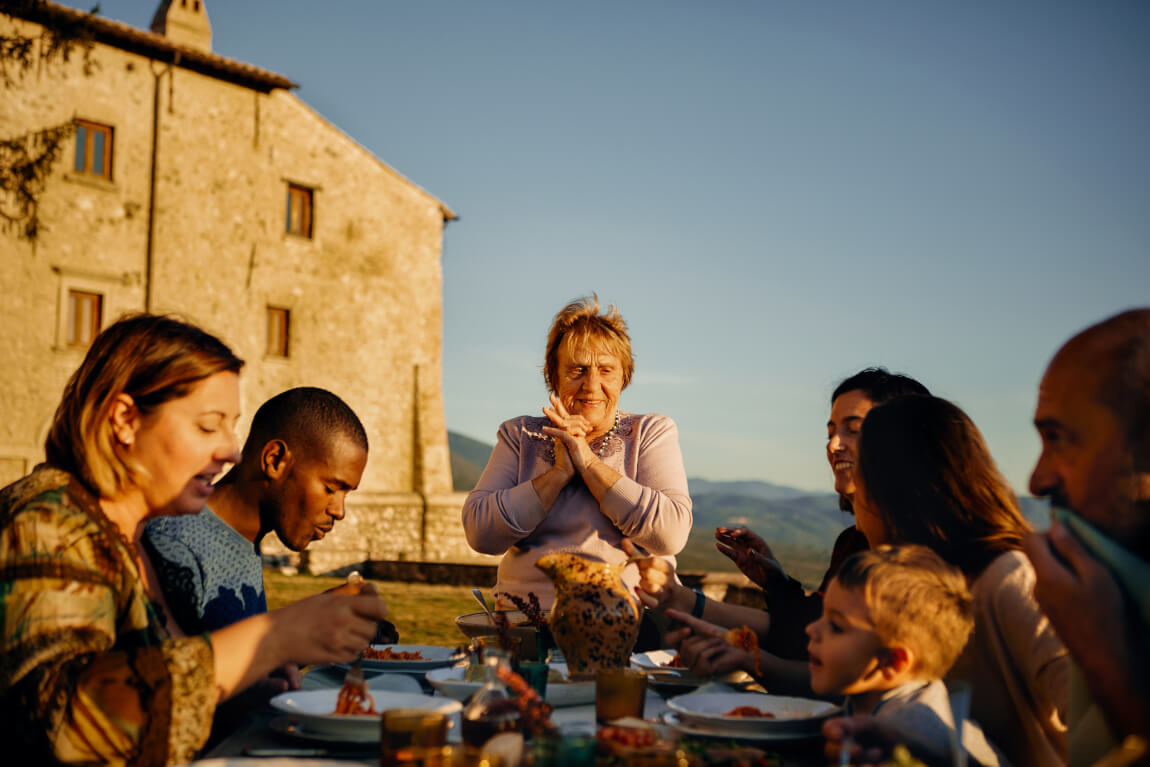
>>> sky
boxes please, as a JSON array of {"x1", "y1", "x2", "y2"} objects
[{"x1": 61, "y1": 1, "x2": 1150, "y2": 494}]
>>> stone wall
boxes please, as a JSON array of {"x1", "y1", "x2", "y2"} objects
[{"x1": 0, "y1": 7, "x2": 472, "y2": 566}]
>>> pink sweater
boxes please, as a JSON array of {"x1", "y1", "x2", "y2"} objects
[{"x1": 462, "y1": 412, "x2": 692, "y2": 609}]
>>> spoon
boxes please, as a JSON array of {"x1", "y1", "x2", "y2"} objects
[{"x1": 472, "y1": 588, "x2": 496, "y2": 620}]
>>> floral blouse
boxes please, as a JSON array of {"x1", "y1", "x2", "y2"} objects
[{"x1": 0, "y1": 467, "x2": 215, "y2": 765}]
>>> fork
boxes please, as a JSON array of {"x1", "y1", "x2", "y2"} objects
[{"x1": 341, "y1": 572, "x2": 368, "y2": 694}]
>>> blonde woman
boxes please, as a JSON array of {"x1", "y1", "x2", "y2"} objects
[
  {"x1": 0, "y1": 314, "x2": 388, "y2": 766},
  {"x1": 463, "y1": 295, "x2": 692, "y2": 610}
]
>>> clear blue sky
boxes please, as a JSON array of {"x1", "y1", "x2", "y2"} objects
[{"x1": 67, "y1": 1, "x2": 1150, "y2": 493}]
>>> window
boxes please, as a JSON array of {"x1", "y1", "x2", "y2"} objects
[
  {"x1": 286, "y1": 183, "x2": 313, "y2": 238},
  {"x1": 74, "y1": 120, "x2": 113, "y2": 180},
  {"x1": 66, "y1": 289, "x2": 102, "y2": 348},
  {"x1": 267, "y1": 306, "x2": 290, "y2": 357}
]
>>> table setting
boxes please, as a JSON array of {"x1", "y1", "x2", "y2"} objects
[{"x1": 196, "y1": 558, "x2": 834, "y2": 766}]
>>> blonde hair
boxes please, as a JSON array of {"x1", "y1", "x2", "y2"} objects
[
  {"x1": 543, "y1": 294, "x2": 634, "y2": 393},
  {"x1": 45, "y1": 313, "x2": 244, "y2": 498},
  {"x1": 835, "y1": 544, "x2": 974, "y2": 679}
]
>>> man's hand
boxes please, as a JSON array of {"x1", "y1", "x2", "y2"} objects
[
  {"x1": 1022, "y1": 521, "x2": 1122, "y2": 657},
  {"x1": 715, "y1": 526, "x2": 784, "y2": 590},
  {"x1": 1023, "y1": 520, "x2": 1150, "y2": 742}
]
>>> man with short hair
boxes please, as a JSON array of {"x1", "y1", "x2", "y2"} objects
[
  {"x1": 144, "y1": 386, "x2": 370, "y2": 634},
  {"x1": 1023, "y1": 308, "x2": 1150, "y2": 766}
]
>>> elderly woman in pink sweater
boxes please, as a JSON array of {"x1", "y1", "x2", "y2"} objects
[{"x1": 462, "y1": 295, "x2": 692, "y2": 611}]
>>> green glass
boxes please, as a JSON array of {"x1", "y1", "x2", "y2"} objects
[{"x1": 516, "y1": 660, "x2": 549, "y2": 699}]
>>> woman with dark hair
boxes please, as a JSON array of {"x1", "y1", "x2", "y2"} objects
[
  {"x1": 830, "y1": 395, "x2": 1068, "y2": 767},
  {"x1": 0, "y1": 314, "x2": 388, "y2": 765},
  {"x1": 633, "y1": 368, "x2": 928, "y2": 689}
]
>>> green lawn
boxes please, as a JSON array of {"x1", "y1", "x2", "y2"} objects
[{"x1": 263, "y1": 572, "x2": 481, "y2": 647}]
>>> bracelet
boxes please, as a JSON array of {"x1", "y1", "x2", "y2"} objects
[{"x1": 691, "y1": 589, "x2": 706, "y2": 619}]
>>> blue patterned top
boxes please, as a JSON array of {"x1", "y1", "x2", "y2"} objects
[{"x1": 143, "y1": 506, "x2": 267, "y2": 633}]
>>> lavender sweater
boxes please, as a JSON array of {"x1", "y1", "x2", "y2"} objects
[{"x1": 462, "y1": 412, "x2": 692, "y2": 609}]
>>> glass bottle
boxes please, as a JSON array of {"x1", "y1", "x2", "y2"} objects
[{"x1": 460, "y1": 650, "x2": 522, "y2": 748}]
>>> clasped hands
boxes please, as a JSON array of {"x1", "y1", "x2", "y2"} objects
[{"x1": 541, "y1": 393, "x2": 599, "y2": 478}]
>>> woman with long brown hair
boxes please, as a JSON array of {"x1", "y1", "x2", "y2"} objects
[
  {"x1": 834, "y1": 395, "x2": 1068, "y2": 767},
  {"x1": 0, "y1": 314, "x2": 388, "y2": 765}
]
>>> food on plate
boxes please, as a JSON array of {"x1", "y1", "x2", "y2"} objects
[
  {"x1": 598, "y1": 724, "x2": 657, "y2": 749},
  {"x1": 661, "y1": 652, "x2": 686, "y2": 668},
  {"x1": 333, "y1": 679, "x2": 377, "y2": 715},
  {"x1": 724, "y1": 706, "x2": 776, "y2": 718},
  {"x1": 363, "y1": 647, "x2": 426, "y2": 661},
  {"x1": 597, "y1": 722, "x2": 688, "y2": 762}
]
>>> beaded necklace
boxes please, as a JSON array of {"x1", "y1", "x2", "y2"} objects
[{"x1": 593, "y1": 411, "x2": 621, "y2": 459}]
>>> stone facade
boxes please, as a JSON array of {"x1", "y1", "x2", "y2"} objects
[{"x1": 1, "y1": 1, "x2": 494, "y2": 571}]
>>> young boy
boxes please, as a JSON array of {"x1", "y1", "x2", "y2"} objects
[{"x1": 807, "y1": 545, "x2": 1004, "y2": 767}]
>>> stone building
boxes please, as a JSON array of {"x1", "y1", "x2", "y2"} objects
[{"x1": 1, "y1": 0, "x2": 488, "y2": 571}]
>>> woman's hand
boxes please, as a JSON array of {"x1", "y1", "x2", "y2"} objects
[
  {"x1": 663, "y1": 609, "x2": 754, "y2": 678},
  {"x1": 272, "y1": 591, "x2": 390, "y2": 667},
  {"x1": 714, "y1": 526, "x2": 784, "y2": 590},
  {"x1": 622, "y1": 538, "x2": 689, "y2": 611},
  {"x1": 542, "y1": 394, "x2": 597, "y2": 471}
]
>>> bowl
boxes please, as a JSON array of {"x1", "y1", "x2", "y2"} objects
[{"x1": 456, "y1": 610, "x2": 550, "y2": 660}]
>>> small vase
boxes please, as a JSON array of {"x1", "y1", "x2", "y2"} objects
[{"x1": 534, "y1": 552, "x2": 641, "y2": 677}]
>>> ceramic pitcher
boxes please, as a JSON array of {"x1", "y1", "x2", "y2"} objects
[{"x1": 534, "y1": 552, "x2": 641, "y2": 676}]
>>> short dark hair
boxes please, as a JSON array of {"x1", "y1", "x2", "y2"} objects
[
  {"x1": 857, "y1": 395, "x2": 1031, "y2": 577},
  {"x1": 244, "y1": 387, "x2": 367, "y2": 461},
  {"x1": 832, "y1": 367, "x2": 930, "y2": 406}
]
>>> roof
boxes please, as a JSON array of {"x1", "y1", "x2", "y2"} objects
[{"x1": 4, "y1": 0, "x2": 297, "y2": 92}]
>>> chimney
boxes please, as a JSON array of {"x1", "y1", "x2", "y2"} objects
[{"x1": 150, "y1": 0, "x2": 212, "y2": 53}]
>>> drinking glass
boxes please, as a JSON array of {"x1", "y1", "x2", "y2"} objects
[
  {"x1": 595, "y1": 667, "x2": 647, "y2": 725},
  {"x1": 380, "y1": 709, "x2": 448, "y2": 767}
]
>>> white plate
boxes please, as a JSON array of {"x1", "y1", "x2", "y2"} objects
[
  {"x1": 662, "y1": 712, "x2": 823, "y2": 742},
  {"x1": 426, "y1": 663, "x2": 594, "y2": 707},
  {"x1": 267, "y1": 715, "x2": 381, "y2": 745},
  {"x1": 188, "y1": 759, "x2": 354, "y2": 766},
  {"x1": 360, "y1": 644, "x2": 465, "y2": 672},
  {"x1": 630, "y1": 650, "x2": 727, "y2": 687},
  {"x1": 665, "y1": 692, "x2": 839, "y2": 736},
  {"x1": 631, "y1": 649, "x2": 687, "y2": 673},
  {"x1": 269, "y1": 689, "x2": 462, "y2": 739}
]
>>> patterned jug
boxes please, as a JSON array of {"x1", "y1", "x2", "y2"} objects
[{"x1": 534, "y1": 552, "x2": 641, "y2": 677}]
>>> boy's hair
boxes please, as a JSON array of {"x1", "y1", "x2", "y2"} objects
[{"x1": 835, "y1": 544, "x2": 974, "y2": 679}]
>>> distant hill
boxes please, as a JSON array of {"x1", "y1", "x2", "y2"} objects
[
  {"x1": 448, "y1": 431, "x2": 493, "y2": 492},
  {"x1": 446, "y1": 430, "x2": 1052, "y2": 584},
  {"x1": 688, "y1": 478, "x2": 812, "y2": 502}
]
